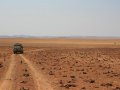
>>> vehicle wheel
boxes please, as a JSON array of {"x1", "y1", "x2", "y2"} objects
[{"x1": 21, "y1": 51, "x2": 24, "y2": 54}]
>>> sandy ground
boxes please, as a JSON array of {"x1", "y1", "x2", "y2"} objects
[
  {"x1": 0, "y1": 54, "x2": 16, "y2": 90},
  {"x1": 0, "y1": 38, "x2": 120, "y2": 90}
]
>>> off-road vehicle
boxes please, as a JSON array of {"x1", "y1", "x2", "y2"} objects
[{"x1": 13, "y1": 43, "x2": 24, "y2": 54}]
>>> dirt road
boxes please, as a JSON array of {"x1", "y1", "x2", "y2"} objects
[
  {"x1": 0, "y1": 54, "x2": 16, "y2": 90},
  {"x1": 0, "y1": 53, "x2": 54, "y2": 90},
  {"x1": 20, "y1": 55, "x2": 54, "y2": 90}
]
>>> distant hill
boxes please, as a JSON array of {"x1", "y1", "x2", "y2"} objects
[
  {"x1": 0, "y1": 35, "x2": 120, "y2": 39},
  {"x1": 0, "y1": 35, "x2": 36, "y2": 38}
]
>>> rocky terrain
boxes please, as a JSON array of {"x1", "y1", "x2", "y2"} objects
[{"x1": 0, "y1": 38, "x2": 120, "y2": 90}]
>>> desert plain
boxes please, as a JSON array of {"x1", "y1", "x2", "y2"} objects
[{"x1": 0, "y1": 38, "x2": 120, "y2": 90}]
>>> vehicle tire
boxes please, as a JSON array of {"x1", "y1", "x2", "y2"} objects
[{"x1": 20, "y1": 51, "x2": 23, "y2": 54}]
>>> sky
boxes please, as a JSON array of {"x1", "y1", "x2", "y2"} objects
[{"x1": 0, "y1": 0, "x2": 120, "y2": 37}]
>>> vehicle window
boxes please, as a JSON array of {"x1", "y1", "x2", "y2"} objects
[{"x1": 14, "y1": 46, "x2": 21, "y2": 48}]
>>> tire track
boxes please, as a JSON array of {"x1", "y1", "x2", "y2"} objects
[
  {"x1": 20, "y1": 54, "x2": 54, "y2": 90},
  {"x1": 24, "y1": 49, "x2": 44, "y2": 53},
  {"x1": 0, "y1": 54, "x2": 16, "y2": 90}
]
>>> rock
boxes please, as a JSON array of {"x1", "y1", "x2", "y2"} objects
[
  {"x1": 23, "y1": 73, "x2": 30, "y2": 77},
  {"x1": 20, "y1": 87, "x2": 29, "y2": 90},
  {"x1": 24, "y1": 69, "x2": 28, "y2": 72},
  {"x1": 101, "y1": 83, "x2": 112, "y2": 87},
  {"x1": 85, "y1": 79, "x2": 95, "y2": 83},
  {"x1": 64, "y1": 84, "x2": 77, "y2": 89},
  {"x1": 0, "y1": 63, "x2": 3, "y2": 68},
  {"x1": 70, "y1": 76, "x2": 75, "y2": 78},
  {"x1": 83, "y1": 72, "x2": 87, "y2": 74},
  {"x1": 113, "y1": 87, "x2": 120, "y2": 90},
  {"x1": 59, "y1": 80, "x2": 63, "y2": 84},
  {"x1": 20, "y1": 81, "x2": 27, "y2": 84},
  {"x1": 49, "y1": 71, "x2": 54, "y2": 75},
  {"x1": 81, "y1": 87, "x2": 86, "y2": 90}
]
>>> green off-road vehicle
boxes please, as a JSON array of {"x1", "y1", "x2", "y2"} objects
[{"x1": 13, "y1": 43, "x2": 24, "y2": 54}]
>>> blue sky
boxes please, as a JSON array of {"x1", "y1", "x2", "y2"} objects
[{"x1": 0, "y1": 0, "x2": 120, "y2": 36}]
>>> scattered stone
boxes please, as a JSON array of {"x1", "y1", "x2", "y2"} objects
[
  {"x1": 101, "y1": 83, "x2": 112, "y2": 87},
  {"x1": 81, "y1": 87, "x2": 86, "y2": 90},
  {"x1": 20, "y1": 60, "x2": 23, "y2": 64},
  {"x1": 70, "y1": 76, "x2": 75, "y2": 78},
  {"x1": 24, "y1": 69, "x2": 28, "y2": 72},
  {"x1": 83, "y1": 72, "x2": 87, "y2": 74},
  {"x1": 41, "y1": 67, "x2": 45, "y2": 70},
  {"x1": 113, "y1": 87, "x2": 120, "y2": 90},
  {"x1": 0, "y1": 63, "x2": 3, "y2": 68},
  {"x1": 63, "y1": 75, "x2": 67, "y2": 77},
  {"x1": 49, "y1": 71, "x2": 54, "y2": 75},
  {"x1": 39, "y1": 62, "x2": 41, "y2": 64},
  {"x1": 95, "y1": 86, "x2": 99, "y2": 88},
  {"x1": 23, "y1": 73, "x2": 30, "y2": 77},
  {"x1": 90, "y1": 80, "x2": 95, "y2": 83},
  {"x1": 85, "y1": 79, "x2": 95, "y2": 83},
  {"x1": 60, "y1": 83, "x2": 77, "y2": 89},
  {"x1": 20, "y1": 87, "x2": 29, "y2": 90},
  {"x1": 64, "y1": 84, "x2": 77, "y2": 89},
  {"x1": 59, "y1": 80, "x2": 63, "y2": 84},
  {"x1": 20, "y1": 81, "x2": 27, "y2": 84},
  {"x1": 67, "y1": 81, "x2": 72, "y2": 83}
]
